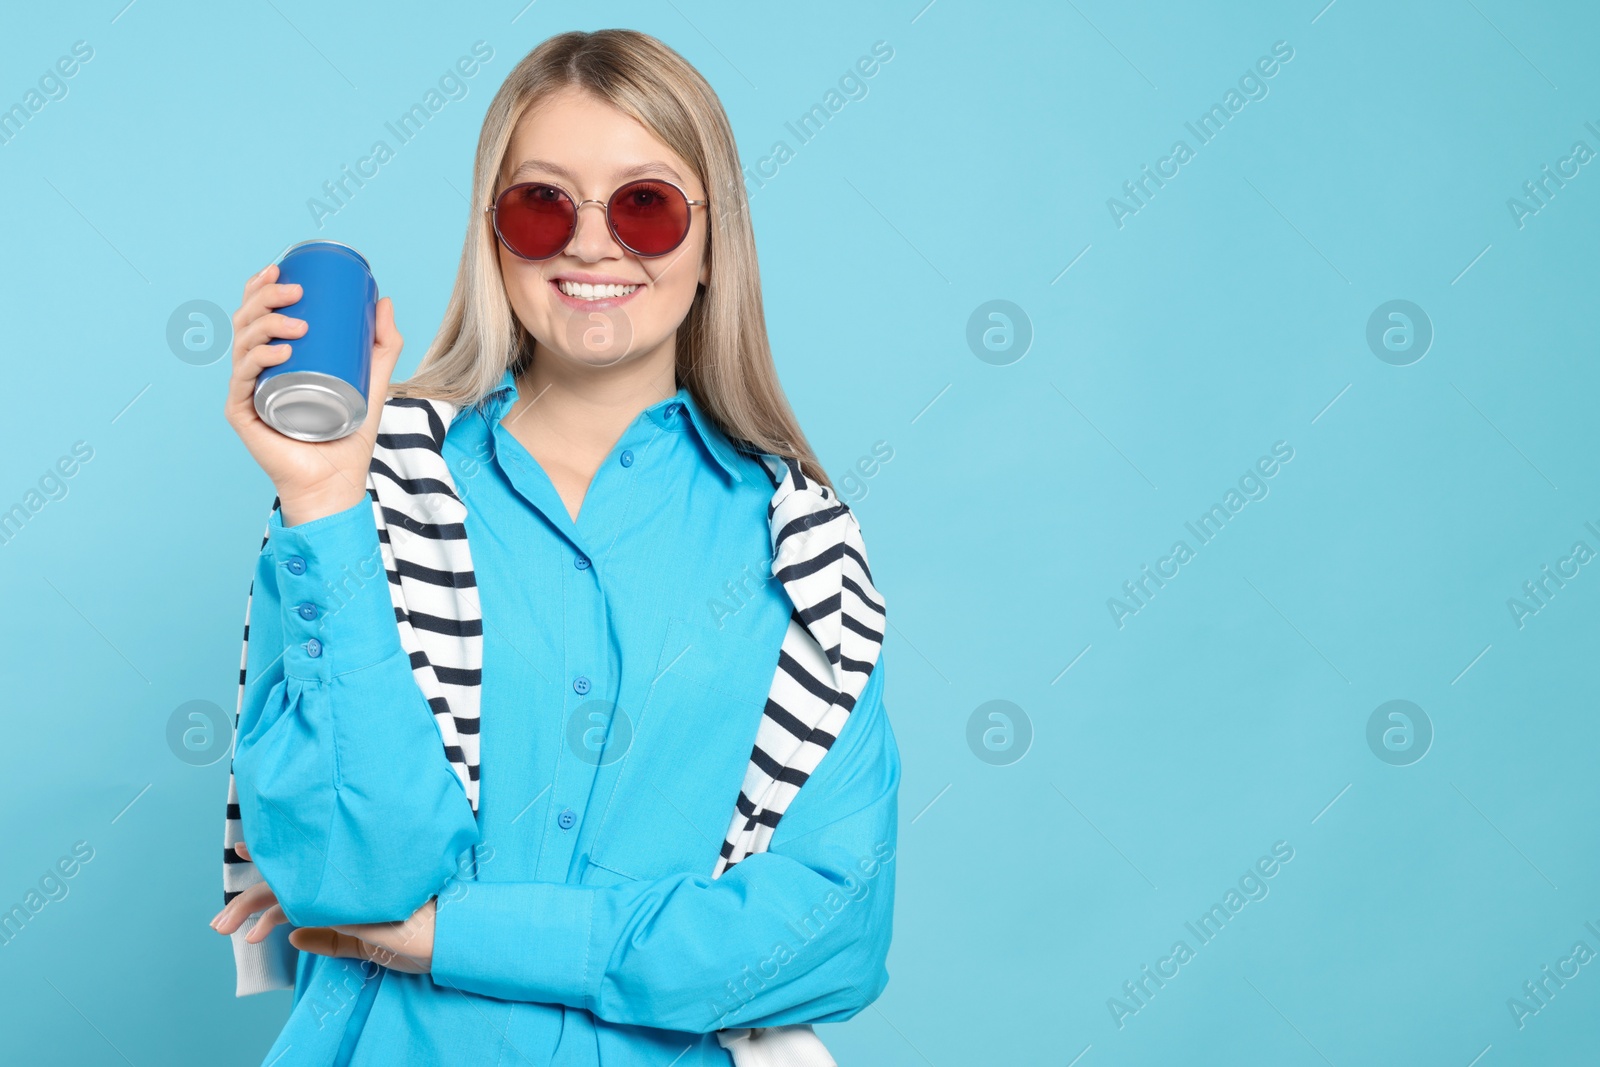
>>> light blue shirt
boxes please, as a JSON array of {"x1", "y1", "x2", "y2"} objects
[{"x1": 231, "y1": 368, "x2": 899, "y2": 1066}]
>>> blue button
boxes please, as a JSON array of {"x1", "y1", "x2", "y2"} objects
[
  {"x1": 297, "y1": 602, "x2": 318, "y2": 620},
  {"x1": 619, "y1": 449, "x2": 634, "y2": 467},
  {"x1": 284, "y1": 556, "x2": 306, "y2": 575},
  {"x1": 573, "y1": 675, "x2": 590, "y2": 695},
  {"x1": 557, "y1": 808, "x2": 576, "y2": 830},
  {"x1": 667, "y1": 402, "x2": 683, "y2": 418},
  {"x1": 575, "y1": 555, "x2": 590, "y2": 570},
  {"x1": 305, "y1": 638, "x2": 322, "y2": 658}
]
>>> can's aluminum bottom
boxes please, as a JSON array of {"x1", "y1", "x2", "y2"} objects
[{"x1": 254, "y1": 371, "x2": 368, "y2": 442}]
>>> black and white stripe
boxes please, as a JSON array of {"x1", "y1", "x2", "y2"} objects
[
  {"x1": 712, "y1": 454, "x2": 887, "y2": 876},
  {"x1": 222, "y1": 395, "x2": 886, "y2": 997}
]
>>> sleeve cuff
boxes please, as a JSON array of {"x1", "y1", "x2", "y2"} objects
[
  {"x1": 266, "y1": 496, "x2": 401, "y2": 680},
  {"x1": 430, "y1": 878, "x2": 595, "y2": 1006},
  {"x1": 230, "y1": 919, "x2": 299, "y2": 996}
]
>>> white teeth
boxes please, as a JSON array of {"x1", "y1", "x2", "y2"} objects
[{"x1": 557, "y1": 280, "x2": 639, "y2": 299}]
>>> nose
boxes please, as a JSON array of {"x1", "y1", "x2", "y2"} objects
[{"x1": 566, "y1": 198, "x2": 622, "y2": 260}]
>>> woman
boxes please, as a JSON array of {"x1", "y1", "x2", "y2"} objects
[{"x1": 209, "y1": 28, "x2": 898, "y2": 1067}]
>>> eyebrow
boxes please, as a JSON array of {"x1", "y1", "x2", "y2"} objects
[{"x1": 507, "y1": 158, "x2": 687, "y2": 186}]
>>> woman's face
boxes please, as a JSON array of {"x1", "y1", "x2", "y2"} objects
[{"x1": 494, "y1": 87, "x2": 710, "y2": 375}]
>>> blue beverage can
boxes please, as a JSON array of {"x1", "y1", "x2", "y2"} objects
[{"x1": 252, "y1": 239, "x2": 376, "y2": 442}]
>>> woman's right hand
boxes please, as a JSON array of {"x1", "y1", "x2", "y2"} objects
[{"x1": 224, "y1": 261, "x2": 406, "y2": 527}]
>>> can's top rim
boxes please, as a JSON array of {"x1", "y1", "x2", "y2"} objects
[{"x1": 274, "y1": 239, "x2": 372, "y2": 272}]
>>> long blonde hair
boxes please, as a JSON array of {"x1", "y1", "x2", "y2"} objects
[{"x1": 390, "y1": 28, "x2": 831, "y2": 491}]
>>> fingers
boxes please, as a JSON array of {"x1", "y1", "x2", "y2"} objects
[
  {"x1": 225, "y1": 305, "x2": 305, "y2": 422},
  {"x1": 244, "y1": 262, "x2": 277, "y2": 298},
  {"x1": 233, "y1": 310, "x2": 308, "y2": 361},
  {"x1": 233, "y1": 840, "x2": 251, "y2": 862},
  {"x1": 289, "y1": 926, "x2": 359, "y2": 960},
  {"x1": 232, "y1": 270, "x2": 304, "y2": 359},
  {"x1": 224, "y1": 342, "x2": 296, "y2": 418},
  {"x1": 245, "y1": 904, "x2": 288, "y2": 944},
  {"x1": 290, "y1": 927, "x2": 429, "y2": 974},
  {"x1": 235, "y1": 277, "x2": 302, "y2": 321},
  {"x1": 372, "y1": 296, "x2": 403, "y2": 362},
  {"x1": 357, "y1": 297, "x2": 404, "y2": 439},
  {"x1": 210, "y1": 880, "x2": 276, "y2": 935},
  {"x1": 241, "y1": 262, "x2": 276, "y2": 305}
]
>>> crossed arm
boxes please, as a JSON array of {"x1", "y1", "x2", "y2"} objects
[{"x1": 216, "y1": 497, "x2": 901, "y2": 1032}]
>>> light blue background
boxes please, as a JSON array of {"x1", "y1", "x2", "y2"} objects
[{"x1": 1, "y1": 1, "x2": 1596, "y2": 1064}]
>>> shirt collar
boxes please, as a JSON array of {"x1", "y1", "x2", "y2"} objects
[{"x1": 477, "y1": 368, "x2": 744, "y2": 485}]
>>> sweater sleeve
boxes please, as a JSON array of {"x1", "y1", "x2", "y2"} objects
[
  {"x1": 429, "y1": 653, "x2": 899, "y2": 1033},
  {"x1": 231, "y1": 496, "x2": 482, "y2": 930}
]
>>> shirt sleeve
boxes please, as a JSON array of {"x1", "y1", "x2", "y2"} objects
[
  {"x1": 429, "y1": 653, "x2": 899, "y2": 1034},
  {"x1": 231, "y1": 496, "x2": 482, "y2": 931}
]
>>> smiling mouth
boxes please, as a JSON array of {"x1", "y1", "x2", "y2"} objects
[{"x1": 551, "y1": 279, "x2": 642, "y2": 303}]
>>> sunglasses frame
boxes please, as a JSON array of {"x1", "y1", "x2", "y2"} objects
[{"x1": 485, "y1": 177, "x2": 709, "y2": 261}]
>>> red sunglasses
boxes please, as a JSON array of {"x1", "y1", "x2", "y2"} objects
[{"x1": 486, "y1": 178, "x2": 708, "y2": 261}]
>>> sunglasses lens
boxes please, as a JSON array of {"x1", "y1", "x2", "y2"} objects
[
  {"x1": 610, "y1": 180, "x2": 691, "y2": 256},
  {"x1": 495, "y1": 183, "x2": 573, "y2": 259}
]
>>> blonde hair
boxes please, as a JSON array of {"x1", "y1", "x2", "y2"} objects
[{"x1": 390, "y1": 28, "x2": 832, "y2": 491}]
